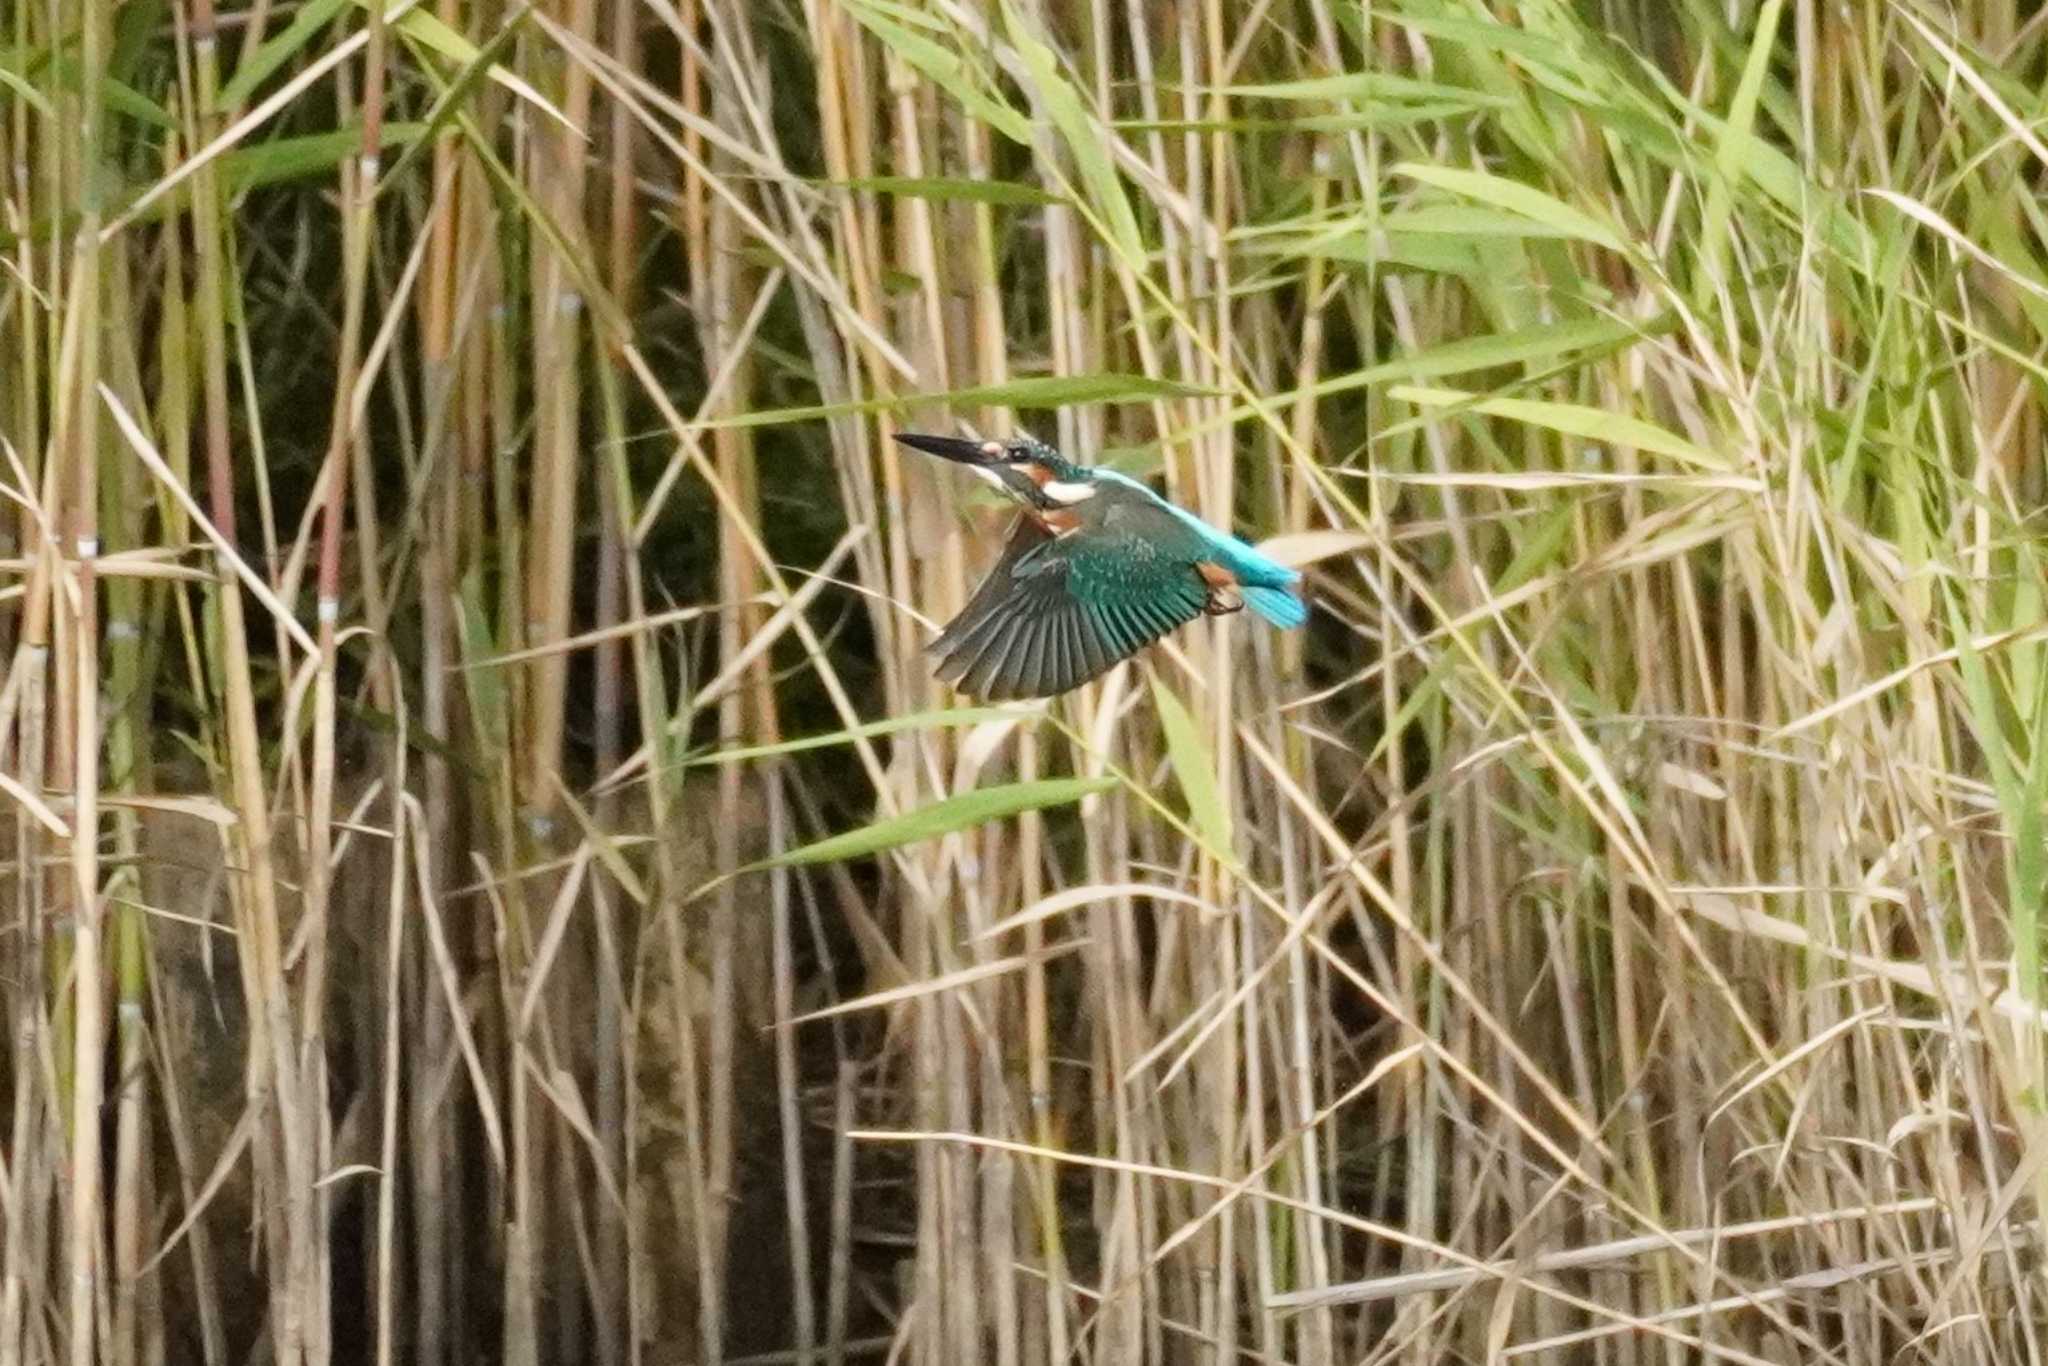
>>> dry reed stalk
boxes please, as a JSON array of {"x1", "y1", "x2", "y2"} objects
[
  {"x1": 48, "y1": 9, "x2": 108, "y2": 1363},
  {"x1": 408, "y1": 0, "x2": 470, "y2": 1353}
]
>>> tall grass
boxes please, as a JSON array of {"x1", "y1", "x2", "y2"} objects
[{"x1": 4, "y1": 0, "x2": 2048, "y2": 1362}]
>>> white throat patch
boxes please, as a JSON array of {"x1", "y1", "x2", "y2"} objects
[{"x1": 1040, "y1": 479, "x2": 1097, "y2": 505}]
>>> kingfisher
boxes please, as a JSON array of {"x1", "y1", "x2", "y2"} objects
[{"x1": 896, "y1": 431, "x2": 1309, "y2": 701}]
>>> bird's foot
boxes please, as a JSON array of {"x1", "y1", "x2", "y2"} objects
[{"x1": 1204, "y1": 587, "x2": 1245, "y2": 617}]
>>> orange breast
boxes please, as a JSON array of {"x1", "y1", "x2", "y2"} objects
[{"x1": 1195, "y1": 561, "x2": 1238, "y2": 588}]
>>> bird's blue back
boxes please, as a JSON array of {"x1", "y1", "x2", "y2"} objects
[{"x1": 1094, "y1": 470, "x2": 1307, "y2": 628}]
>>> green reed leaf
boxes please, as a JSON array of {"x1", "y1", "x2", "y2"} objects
[
  {"x1": 753, "y1": 777, "x2": 1116, "y2": 871},
  {"x1": 1150, "y1": 680, "x2": 1232, "y2": 857}
]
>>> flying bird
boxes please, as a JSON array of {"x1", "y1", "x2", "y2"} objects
[{"x1": 896, "y1": 431, "x2": 1308, "y2": 701}]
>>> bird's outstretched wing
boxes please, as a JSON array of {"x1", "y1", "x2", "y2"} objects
[{"x1": 929, "y1": 510, "x2": 1209, "y2": 700}]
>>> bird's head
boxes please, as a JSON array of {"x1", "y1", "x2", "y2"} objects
[{"x1": 894, "y1": 431, "x2": 1098, "y2": 509}]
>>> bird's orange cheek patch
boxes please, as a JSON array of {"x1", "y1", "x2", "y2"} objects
[{"x1": 1037, "y1": 507, "x2": 1083, "y2": 535}]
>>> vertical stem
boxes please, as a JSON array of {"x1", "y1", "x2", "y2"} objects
[
  {"x1": 593, "y1": 2, "x2": 641, "y2": 1354},
  {"x1": 101, "y1": 255, "x2": 154, "y2": 1366},
  {"x1": 661, "y1": 8, "x2": 723, "y2": 1350},
  {"x1": 303, "y1": 6, "x2": 391, "y2": 1362},
  {"x1": 1, "y1": 633, "x2": 49, "y2": 1366},
  {"x1": 410, "y1": 0, "x2": 467, "y2": 1349},
  {"x1": 767, "y1": 779, "x2": 816, "y2": 1363},
  {"x1": 522, "y1": 0, "x2": 597, "y2": 804},
  {"x1": 56, "y1": 1, "x2": 108, "y2": 1358},
  {"x1": 372, "y1": 769, "x2": 410, "y2": 1366},
  {"x1": 2, "y1": 10, "x2": 52, "y2": 1361},
  {"x1": 187, "y1": 0, "x2": 314, "y2": 1355}
]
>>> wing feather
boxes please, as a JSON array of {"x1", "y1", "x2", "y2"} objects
[
  {"x1": 1056, "y1": 618, "x2": 1089, "y2": 700},
  {"x1": 965, "y1": 613, "x2": 1027, "y2": 699},
  {"x1": 1072, "y1": 609, "x2": 1109, "y2": 683},
  {"x1": 1027, "y1": 616, "x2": 1059, "y2": 700},
  {"x1": 994, "y1": 616, "x2": 1040, "y2": 702},
  {"x1": 1004, "y1": 614, "x2": 1052, "y2": 702},
  {"x1": 1034, "y1": 614, "x2": 1066, "y2": 699},
  {"x1": 1092, "y1": 602, "x2": 1141, "y2": 663},
  {"x1": 927, "y1": 506, "x2": 1209, "y2": 700},
  {"x1": 933, "y1": 612, "x2": 997, "y2": 682},
  {"x1": 930, "y1": 515, "x2": 1054, "y2": 663},
  {"x1": 1038, "y1": 615, "x2": 1065, "y2": 696},
  {"x1": 1023, "y1": 613, "x2": 1061, "y2": 700}
]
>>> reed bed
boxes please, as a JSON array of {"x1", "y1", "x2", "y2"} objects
[{"x1": 4, "y1": 0, "x2": 2048, "y2": 1362}]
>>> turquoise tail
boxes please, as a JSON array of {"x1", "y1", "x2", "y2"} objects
[{"x1": 1245, "y1": 584, "x2": 1308, "y2": 629}]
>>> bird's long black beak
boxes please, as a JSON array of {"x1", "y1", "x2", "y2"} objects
[{"x1": 894, "y1": 432, "x2": 999, "y2": 466}]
